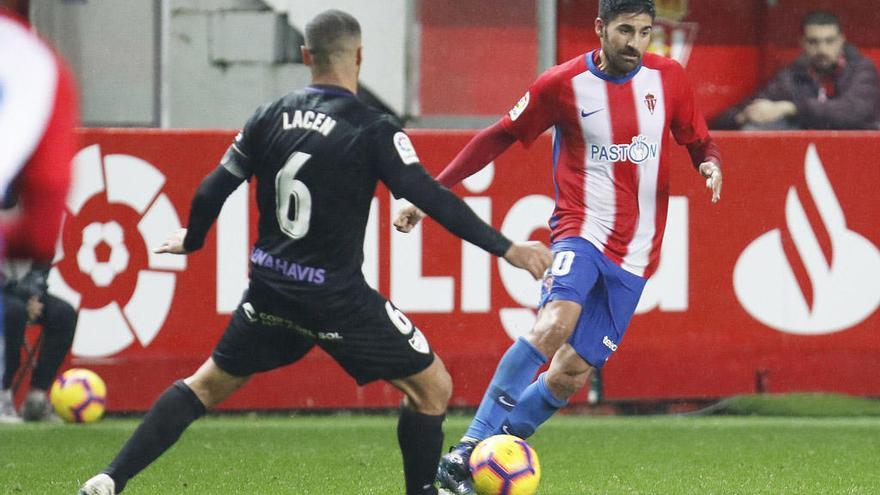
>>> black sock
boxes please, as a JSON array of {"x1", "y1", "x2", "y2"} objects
[
  {"x1": 398, "y1": 406, "x2": 445, "y2": 495},
  {"x1": 105, "y1": 380, "x2": 206, "y2": 493}
]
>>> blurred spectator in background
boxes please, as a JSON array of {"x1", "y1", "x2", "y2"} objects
[
  {"x1": 0, "y1": 0, "x2": 77, "y2": 422},
  {"x1": 1, "y1": 261, "x2": 77, "y2": 422},
  {"x1": 713, "y1": 10, "x2": 880, "y2": 130}
]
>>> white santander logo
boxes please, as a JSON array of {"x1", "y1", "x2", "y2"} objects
[
  {"x1": 48, "y1": 145, "x2": 186, "y2": 357},
  {"x1": 734, "y1": 144, "x2": 880, "y2": 335}
]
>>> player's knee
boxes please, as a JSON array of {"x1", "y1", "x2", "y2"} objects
[
  {"x1": 185, "y1": 363, "x2": 247, "y2": 409},
  {"x1": 528, "y1": 319, "x2": 574, "y2": 356}
]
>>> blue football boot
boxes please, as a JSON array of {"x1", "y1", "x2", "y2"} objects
[{"x1": 436, "y1": 440, "x2": 477, "y2": 495}]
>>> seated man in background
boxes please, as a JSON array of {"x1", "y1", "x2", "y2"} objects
[
  {"x1": 713, "y1": 10, "x2": 880, "y2": 130},
  {"x1": 0, "y1": 261, "x2": 78, "y2": 423}
]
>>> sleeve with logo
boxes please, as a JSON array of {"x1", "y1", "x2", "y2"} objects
[{"x1": 500, "y1": 70, "x2": 559, "y2": 147}]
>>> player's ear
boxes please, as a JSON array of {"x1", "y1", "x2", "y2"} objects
[
  {"x1": 301, "y1": 46, "x2": 312, "y2": 66},
  {"x1": 595, "y1": 17, "x2": 605, "y2": 38},
  {"x1": 355, "y1": 46, "x2": 363, "y2": 67}
]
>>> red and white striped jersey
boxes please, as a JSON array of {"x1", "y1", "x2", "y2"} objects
[
  {"x1": 0, "y1": 12, "x2": 77, "y2": 260},
  {"x1": 501, "y1": 50, "x2": 711, "y2": 278}
]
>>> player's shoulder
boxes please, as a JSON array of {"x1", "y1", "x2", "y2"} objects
[
  {"x1": 536, "y1": 54, "x2": 589, "y2": 86},
  {"x1": 360, "y1": 107, "x2": 405, "y2": 136},
  {"x1": 642, "y1": 53, "x2": 686, "y2": 76}
]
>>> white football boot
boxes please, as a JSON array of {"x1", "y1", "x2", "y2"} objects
[
  {"x1": 78, "y1": 473, "x2": 115, "y2": 495},
  {"x1": 0, "y1": 389, "x2": 22, "y2": 424}
]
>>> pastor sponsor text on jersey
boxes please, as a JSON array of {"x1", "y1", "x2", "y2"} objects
[
  {"x1": 282, "y1": 110, "x2": 337, "y2": 136},
  {"x1": 251, "y1": 247, "x2": 326, "y2": 284},
  {"x1": 589, "y1": 135, "x2": 658, "y2": 164}
]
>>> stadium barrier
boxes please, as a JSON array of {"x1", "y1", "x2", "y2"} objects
[{"x1": 58, "y1": 129, "x2": 879, "y2": 411}]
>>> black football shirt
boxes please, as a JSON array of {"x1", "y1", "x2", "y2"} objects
[{"x1": 220, "y1": 85, "x2": 508, "y2": 299}]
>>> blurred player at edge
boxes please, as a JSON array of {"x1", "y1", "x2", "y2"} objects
[
  {"x1": 0, "y1": 0, "x2": 77, "y2": 419},
  {"x1": 78, "y1": 9, "x2": 550, "y2": 495},
  {"x1": 394, "y1": 1, "x2": 723, "y2": 492}
]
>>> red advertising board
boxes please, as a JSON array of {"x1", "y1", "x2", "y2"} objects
[{"x1": 56, "y1": 129, "x2": 879, "y2": 411}]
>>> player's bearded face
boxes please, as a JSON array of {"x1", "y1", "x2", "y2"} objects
[{"x1": 598, "y1": 13, "x2": 653, "y2": 75}]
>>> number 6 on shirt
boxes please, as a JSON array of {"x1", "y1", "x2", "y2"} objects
[{"x1": 275, "y1": 151, "x2": 312, "y2": 239}]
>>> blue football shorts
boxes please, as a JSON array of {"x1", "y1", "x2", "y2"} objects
[{"x1": 538, "y1": 237, "x2": 647, "y2": 368}]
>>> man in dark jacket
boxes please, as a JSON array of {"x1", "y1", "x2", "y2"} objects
[
  {"x1": 713, "y1": 10, "x2": 880, "y2": 130},
  {"x1": 0, "y1": 261, "x2": 78, "y2": 423}
]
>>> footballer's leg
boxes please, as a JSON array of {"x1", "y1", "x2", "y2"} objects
[
  {"x1": 497, "y1": 345, "x2": 591, "y2": 439},
  {"x1": 321, "y1": 290, "x2": 447, "y2": 495},
  {"x1": 436, "y1": 301, "x2": 580, "y2": 494},
  {"x1": 391, "y1": 357, "x2": 452, "y2": 495},
  {"x1": 438, "y1": 240, "x2": 596, "y2": 492},
  {"x1": 458, "y1": 302, "x2": 579, "y2": 443},
  {"x1": 81, "y1": 359, "x2": 249, "y2": 494},
  {"x1": 498, "y1": 243, "x2": 646, "y2": 439},
  {"x1": 79, "y1": 297, "x2": 312, "y2": 495}
]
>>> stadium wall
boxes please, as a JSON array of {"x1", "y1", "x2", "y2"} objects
[{"x1": 46, "y1": 129, "x2": 880, "y2": 412}]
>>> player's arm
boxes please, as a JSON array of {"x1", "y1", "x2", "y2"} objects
[
  {"x1": 670, "y1": 64, "x2": 723, "y2": 203},
  {"x1": 395, "y1": 74, "x2": 556, "y2": 233},
  {"x1": 393, "y1": 164, "x2": 550, "y2": 279},
  {"x1": 375, "y1": 125, "x2": 550, "y2": 279},
  {"x1": 157, "y1": 103, "x2": 268, "y2": 255},
  {"x1": 394, "y1": 121, "x2": 516, "y2": 232},
  {"x1": 155, "y1": 148, "x2": 249, "y2": 255},
  {"x1": 436, "y1": 121, "x2": 517, "y2": 188}
]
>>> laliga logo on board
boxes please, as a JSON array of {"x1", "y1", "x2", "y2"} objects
[
  {"x1": 733, "y1": 145, "x2": 880, "y2": 335},
  {"x1": 48, "y1": 145, "x2": 186, "y2": 357}
]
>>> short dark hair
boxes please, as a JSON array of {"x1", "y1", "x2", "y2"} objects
[
  {"x1": 305, "y1": 10, "x2": 361, "y2": 68},
  {"x1": 801, "y1": 10, "x2": 840, "y2": 32},
  {"x1": 599, "y1": 0, "x2": 656, "y2": 23}
]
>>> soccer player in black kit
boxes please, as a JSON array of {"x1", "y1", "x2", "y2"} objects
[{"x1": 78, "y1": 10, "x2": 551, "y2": 495}]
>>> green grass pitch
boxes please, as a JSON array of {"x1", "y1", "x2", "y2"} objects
[{"x1": 1, "y1": 414, "x2": 878, "y2": 494}]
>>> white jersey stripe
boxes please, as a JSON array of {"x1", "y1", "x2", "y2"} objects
[
  {"x1": 621, "y1": 68, "x2": 665, "y2": 276},
  {"x1": 572, "y1": 71, "x2": 616, "y2": 251},
  {"x1": 0, "y1": 16, "x2": 58, "y2": 197}
]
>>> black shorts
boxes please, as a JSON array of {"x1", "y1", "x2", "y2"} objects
[{"x1": 211, "y1": 284, "x2": 435, "y2": 385}]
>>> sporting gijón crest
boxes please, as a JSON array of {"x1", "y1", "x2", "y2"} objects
[{"x1": 644, "y1": 93, "x2": 657, "y2": 115}]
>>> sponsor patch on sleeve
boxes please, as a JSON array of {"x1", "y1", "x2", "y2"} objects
[
  {"x1": 393, "y1": 131, "x2": 420, "y2": 165},
  {"x1": 508, "y1": 91, "x2": 530, "y2": 121}
]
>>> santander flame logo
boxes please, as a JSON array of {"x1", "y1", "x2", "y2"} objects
[{"x1": 734, "y1": 145, "x2": 880, "y2": 335}]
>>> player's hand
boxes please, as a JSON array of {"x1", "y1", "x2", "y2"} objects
[
  {"x1": 503, "y1": 241, "x2": 553, "y2": 280},
  {"x1": 393, "y1": 204, "x2": 426, "y2": 233},
  {"x1": 699, "y1": 161, "x2": 722, "y2": 203},
  {"x1": 154, "y1": 228, "x2": 188, "y2": 255}
]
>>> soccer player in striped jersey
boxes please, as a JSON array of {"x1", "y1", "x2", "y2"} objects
[{"x1": 394, "y1": 1, "x2": 723, "y2": 492}]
